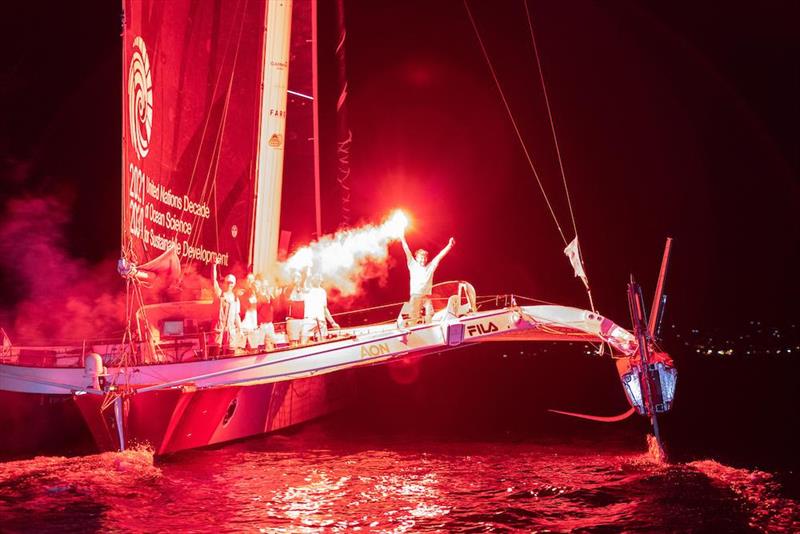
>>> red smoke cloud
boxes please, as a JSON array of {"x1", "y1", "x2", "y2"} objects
[
  {"x1": 0, "y1": 196, "x2": 126, "y2": 342},
  {"x1": 0, "y1": 200, "x2": 409, "y2": 342}
]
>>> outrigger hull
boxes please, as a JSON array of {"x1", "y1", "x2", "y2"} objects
[
  {"x1": 0, "y1": 304, "x2": 637, "y2": 455},
  {"x1": 0, "y1": 374, "x2": 351, "y2": 456},
  {"x1": 0, "y1": 391, "x2": 91, "y2": 456}
]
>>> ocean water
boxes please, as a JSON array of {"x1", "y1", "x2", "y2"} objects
[
  {"x1": 1, "y1": 426, "x2": 798, "y2": 533},
  {"x1": 1, "y1": 346, "x2": 798, "y2": 532}
]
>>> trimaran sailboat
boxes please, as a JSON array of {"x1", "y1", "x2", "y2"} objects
[{"x1": 0, "y1": 0, "x2": 677, "y2": 457}]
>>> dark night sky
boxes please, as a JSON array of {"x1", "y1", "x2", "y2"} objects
[{"x1": 0, "y1": 1, "x2": 797, "y2": 331}]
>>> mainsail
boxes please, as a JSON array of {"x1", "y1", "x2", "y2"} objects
[{"x1": 122, "y1": 0, "x2": 269, "y2": 275}]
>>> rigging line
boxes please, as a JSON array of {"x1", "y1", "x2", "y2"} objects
[
  {"x1": 503, "y1": 294, "x2": 562, "y2": 306},
  {"x1": 133, "y1": 277, "x2": 163, "y2": 365},
  {"x1": 463, "y1": 0, "x2": 568, "y2": 246},
  {"x1": 108, "y1": 278, "x2": 134, "y2": 395},
  {"x1": 180, "y1": 0, "x2": 247, "y2": 255},
  {"x1": 203, "y1": 38, "x2": 246, "y2": 257},
  {"x1": 524, "y1": 1, "x2": 597, "y2": 313},
  {"x1": 212, "y1": 173, "x2": 220, "y2": 252},
  {"x1": 329, "y1": 300, "x2": 404, "y2": 316},
  {"x1": 523, "y1": 0, "x2": 578, "y2": 240},
  {"x1": 198, "y1": 14, "x2": 251, "y2": 259},
  {"x1": 187, "y1": 0, "x2": 250, "y2": 262},
  {"x1": 203, "y1": 45, "x2": 242, "y2": 254}
]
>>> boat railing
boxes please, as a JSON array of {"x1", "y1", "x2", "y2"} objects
[
  {"x1": 0, "y1": 286, "x2": 553, "y2": 369},
  {"x1": 0, "y1": 299, "x2": 432, "y2": 368},
  {"x1": 0, "y1": 337, "x2": 138, "y2": 369}
]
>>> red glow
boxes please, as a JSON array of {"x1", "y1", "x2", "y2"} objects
[{"x1": 387, "y1": 356, "x2": 421, "y2": 385}]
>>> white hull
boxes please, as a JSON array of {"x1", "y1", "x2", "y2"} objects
[{"x1": 0, "y1": 304, "x2": 636, "y2": 454}]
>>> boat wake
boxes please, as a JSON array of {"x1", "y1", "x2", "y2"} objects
[
  {"x1": 0, "y1": 446, "x2": 160, "y2": 492},
  {"x1": 0, "y1": 447, "x2": 160, "y2": 531},
  {"x1": 688, "y1": 459, "x2": 800, "y2": 532},
  {"x1": 646, "y1": 433, "x2": 666, "y2": 464}
]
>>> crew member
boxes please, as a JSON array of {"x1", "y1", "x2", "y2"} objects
[
  {"x1": 255, "y1": 276, "x2": 276, "y2": 350},
  {"x1": 400, "y1": 233, "x2": 455, "y2": 323},
  {"x1": 302, "y1": 273, "x2": 339, "y2": 343},
  {"x1": 286, "y1": 270, "x2": 307, "y2": 320},
  {"x1": 285, "y1": 271, "x2": 307, "y2": 346},
  {"x1": 212, "y1": 263, "x2": 242, "y2": 355},
  {"x1": 240, "y1": 273, "x2": 259, "y2": 331}
]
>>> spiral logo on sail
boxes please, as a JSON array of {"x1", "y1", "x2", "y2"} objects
[{"x1": 128, "y1": 36, "x2": 153, "y2": 160}]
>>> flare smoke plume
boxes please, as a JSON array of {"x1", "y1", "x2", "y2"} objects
[{"x1": 276, "y1": 210, "x2": 408, "y2": 297}]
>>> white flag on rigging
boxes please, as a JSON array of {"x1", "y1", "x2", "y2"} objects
[{"x1": 564, "y1": 237, "x2": 589, "y2": 289}]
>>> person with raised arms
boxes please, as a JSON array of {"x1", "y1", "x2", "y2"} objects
[{"x1": 400, "y1": 232, "x2": 455, "y2": 324}]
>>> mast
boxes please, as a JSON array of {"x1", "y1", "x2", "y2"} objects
[
  {"x1": 311, "y1": 0, "x2": 322, "y2": 237},
  {"x1": 251, "y1": 0, "x2": 294, "y2": 276}
]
